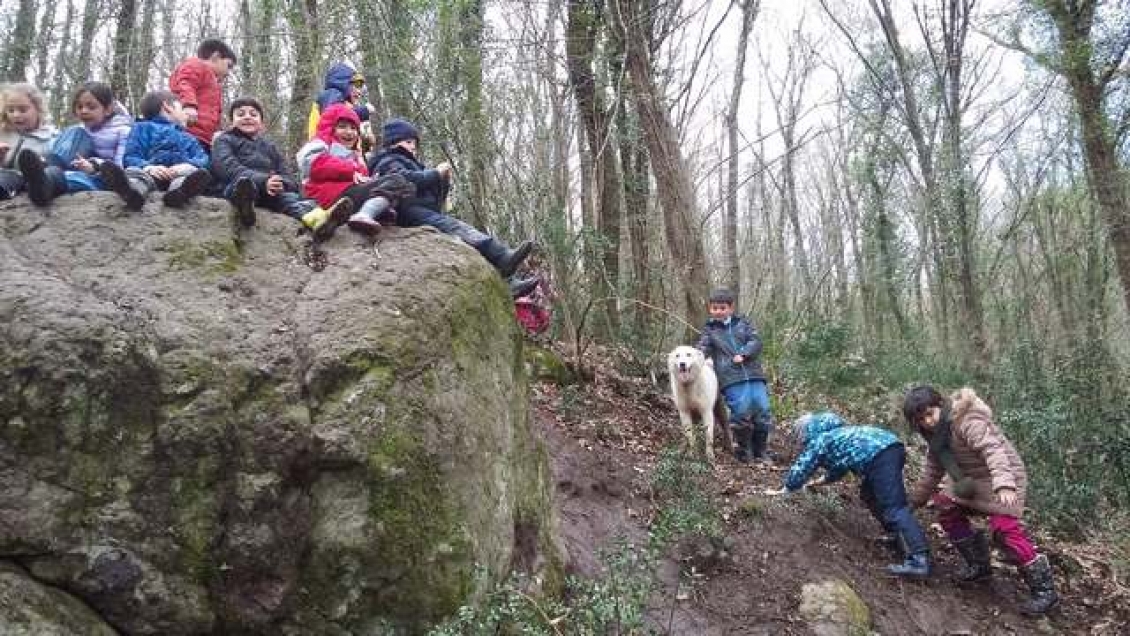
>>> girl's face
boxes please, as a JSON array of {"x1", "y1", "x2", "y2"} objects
[
  {"x1": 333, "y1": 120, "x2": 359, "y2": 147},
  {"x1": 74, "y1": 91, "x2": 110, "y2": 126},
  {"x1": 915, "y1": 406, "x2": 942, "y2": 432},
  {"x1": 4, "y1": 92, "x2": 41, "y2": 132}
]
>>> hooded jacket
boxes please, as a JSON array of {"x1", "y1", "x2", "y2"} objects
[
  {"x1": 307, "y1": 63, "x2": 371, "y2": 139},
  {"x1": 695, "y1": 315, "x2": 766, "y2": 388},
  {"x1": 0, "y1": 123, "x2": 57, "y2": 169},
  {"x1": 85, "y1": 103, "x2": 133, "y2": 165},
  {"x1": 298, "y1": 104, "x2": 367, "y2": 208},
  {"x1": 909, "y1": 388, "x2": 1028, "y2": 517},
  {"x1": 169, "y1": 56, "x2": 223, "y2": 147},
  {"x1": 123, "y1": 115, "x2": 209, "y2": 170},
  {"x1": 369, "y1": 144, "x2": 447, "y2": 210},
  {"x1": 782, "y1": 412, "x2": 901, "y2": 491},
  {"x1": 211, "y1": 128, "x2": 299, "y2": 193}
]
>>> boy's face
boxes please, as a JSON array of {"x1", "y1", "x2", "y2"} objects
[
  {"x1": 394, "y1": 138, "x2": 417, "y2": 155},
  {"x1": 231, "y1": 105, "x2": 263, "y2": 135},
  {"x1": 164, "y1": 99, "x2": 189, "y2": 126},
  {"x1": 333, "y1": 120, "x2": 359, "y2": 147},
  {"x1": 207, "y1": 52, "x2": 235, "y2": 80},
  {"x1": 708, "y1": 302, "x2": 733, "y2": 321}
]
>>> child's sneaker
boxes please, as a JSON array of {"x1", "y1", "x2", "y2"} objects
[
  {"x1": 163, "y1": 170, "x2": 212, "y2": 208},
  {"x1": 231, "y1": 177, "x2": 257, "y2": 227},
  {"x1": 312, "y1": 198, "x2": 354, "y2": 242},
  {"x1": 100, "y1": 162, "x2": 146, "y2": 210}
]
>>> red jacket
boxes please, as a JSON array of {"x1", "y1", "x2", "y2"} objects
[
  {"x1": 303, "y1": 104, "x2": 368, "y2": 208},
  {"x1": 169, "y1": 57, "x2": 222, "y2": 147}
]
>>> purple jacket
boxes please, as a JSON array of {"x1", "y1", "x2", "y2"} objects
[{"x1": 85, "y1": 103, "x2": 133, "y2": 165}]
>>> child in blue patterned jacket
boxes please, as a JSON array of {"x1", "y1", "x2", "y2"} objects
[{"x1": 765, "y1": 411, "x2": 931, "y2": 578}]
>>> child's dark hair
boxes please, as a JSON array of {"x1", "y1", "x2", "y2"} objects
[
  {"x1": 197, "y1": 39, "x2": 237, "y2": 65},
  {"x1": 138, "y1": 90, "x2": 178, "y2": 120},
  {"x1": 903, "y1": 385, "x2": 944, "y2": 425},
  {"x1": 708, "y1": 288, "x2": 735, "y2": 305},
  {"x1": 71, "y1": 81, "x2": 114, "y2": 112},
  {"x1": 229, "y1": 97, "x2": 263, "y2": 118}
]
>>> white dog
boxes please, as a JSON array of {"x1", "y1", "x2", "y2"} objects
[{"x1": 667, "y1": 346, "x2": 731, "y2": 462}]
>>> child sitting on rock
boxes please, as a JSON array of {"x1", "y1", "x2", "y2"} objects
[
  {"x1": 0, "y1": 82, "x2": 57, "y2": 200},
  {"x1": 100, "y1": 90, "x2": 212, "y2": 210},
  {"x1": 213, "y1": 97, "x2": 350, "y2": 229},
  {"x1": 765, "y1": 411, "x2": 932, "y2": 579},
  {"x1": 369, "y1": 118, "x2": 538, "y2": 298},
  {"x1": 18, "y1": 81, "x2": 132, "y2": 206}
]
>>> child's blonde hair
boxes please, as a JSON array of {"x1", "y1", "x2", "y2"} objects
[{"x1": 0, "y1": 83, "x2": 46, "y2": 132}]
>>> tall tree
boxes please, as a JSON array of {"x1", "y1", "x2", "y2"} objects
[
  {"x1": 723, "y1": 0, "x2": 760, "y2": 297},
  {"x1": 109, "y1": 0, "x2": 140, "y2": 100},
  {"x1": 284, "y1": 0, "x2": 321, "y2": 156},
  {"x1": 3, "y1": 0, "x2": 37, "y2": 81}
]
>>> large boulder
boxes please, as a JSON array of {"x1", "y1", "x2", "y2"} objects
[{"x1": 0, "y1": 193, "x2": 562, "y2": 634}]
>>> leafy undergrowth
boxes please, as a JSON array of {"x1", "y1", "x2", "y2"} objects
[{"x1": 523, "y1": 344, "x2": 1130, "y2": 635}]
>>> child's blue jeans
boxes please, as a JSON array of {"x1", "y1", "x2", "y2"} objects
[
  {"x1": 860, "y1": 444, "x2": 929, "y2": 556},
  {"x1": 721, "y1": 379, "x2": 771, "y2": 430}
]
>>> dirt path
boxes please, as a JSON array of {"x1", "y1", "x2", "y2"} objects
[{"x1": 535, "y1": 377, "x2": 1129, "y2": 635}]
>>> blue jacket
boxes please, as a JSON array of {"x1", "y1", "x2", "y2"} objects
[
  {"x1": 315, "y1": 62, "x2": 371, "y2": 124},
  {"x1": 370, "y1": 145, "x2": 447, "y2": 210},
  {"x1": 783, "y1": 412, "x2": 900, "y2": 491},
  {"x1": 123, "y1": 116, "x2": 209, "y2": 170},
  {"x1": 695, "y1": 315, "x2": 765, "y2": 388}
]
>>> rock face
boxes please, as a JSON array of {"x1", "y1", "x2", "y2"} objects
[{"x1": 0, "y1": 193, "x2": 561, "y2": 634}]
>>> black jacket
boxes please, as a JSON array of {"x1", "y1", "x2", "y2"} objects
[
  {"x1": 695, "y1": 315, "x2": 766, "y2": 388},
  {"x1": 211, "y1": 129, "x2": 300, "y2": 193},
  {"x1": 369, "y1": 145, "x2": 446, "y2": 209}
]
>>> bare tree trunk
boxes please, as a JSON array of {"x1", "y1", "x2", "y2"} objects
[
  {"x1": 567, "y1": 0, "x2": 623, "y2": 336},
  {"x1": 2, "y1": 0, "x2": 36, "y2": 81},
  {"x1": 723, "y1": 0, "x2": 759, "y2": 298},
  {"x1": 130, "y1": 0, "x2": 158, "y2": 105},
  {"x1": 110, "y1": 0, "x2": 140, "y2": 100},
  {"x1": 34, "y1": 2, "x2": 56, "y2": 83},
  {"x1": 285, "y1": 0, "x2": 321, "y2": 156},
  {"x1": 50, "y1": 0, "x2": 77, "y2": 122},
  {"x1": 614, "y1": 0, "x2": 710, "y2": 329},
  {"x1": 1038, "y1": 0, "x2": 1130, "y2": 313},
  {"x1": 75, "y1": 0, "x2": 102, "y2": 91}
]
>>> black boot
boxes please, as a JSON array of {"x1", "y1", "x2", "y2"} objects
[
  {"x1": 230, "y1": 177, "x2": 257, "y2": 227},
  {"x1": 100, "y1": 162, "x2": 147, "y2": 210},
  {"x1": 0, "y1": 169, "x2": 23, "y2": 199},
  {"x1": 1019, "y1": 554, "x2": 1059, "y2": 615},
  {"x1": 952, "y1": 531, "x2": 993, "y2": 582},
  {"x1": 731, "y1": 420, "x2": 753, "y2": 463},
  {"x1": 163, "y1": 169, "x2": 212, "y2": 208},
  {"x1": 509, "y1": 275, "x2": 540, "y2": 299},
  {"x1": 751, "y1": 430, "x2": 771, "y2": 463},
  {"x1": 18, "y1": 150, "x2": 63, "y2": 206},
  {"x1": 496, "y1": 240, "x2": 534, "y2": 278}
]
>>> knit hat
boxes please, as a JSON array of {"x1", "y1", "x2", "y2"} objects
[
  {"x1": 708, "y1": 288, "x2": 735, "y2": 305},
  {"x1": 382, "y1": 118, "x2": 419, "y2": 146}
]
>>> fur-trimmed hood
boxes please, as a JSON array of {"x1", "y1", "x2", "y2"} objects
[{"x1": 951, "y1": 387, "x2": 991, "y2": 424}]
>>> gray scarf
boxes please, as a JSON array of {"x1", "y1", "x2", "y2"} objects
[{"x1": 923, "y1": 404, "x2": 975, "y2": 499}]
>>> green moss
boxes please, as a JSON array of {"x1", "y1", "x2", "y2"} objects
[
  {"x1": 163, "y1": 238, "x2": 243, "y2": 275},
  {"x1": 364, "y1": 426, "x2": 473, "y2": 628},
  {"x1": 523, "y1": 346, "x2": 575, "y2": 385},
  {"x1": 168, "y1": 465, "x2": 221, "y2": 584}
]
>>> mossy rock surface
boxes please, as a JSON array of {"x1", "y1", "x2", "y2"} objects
[
  {"x1": 798, "y1": 579, "x2": 871, "y2": 636},
  {"x1": 0, "y1": 195, "x2": 562, "y2": 635}
]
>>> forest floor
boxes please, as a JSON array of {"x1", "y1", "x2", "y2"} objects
[{"x1": 533, "y1": 347, "x2": 1130, "y2": 635}]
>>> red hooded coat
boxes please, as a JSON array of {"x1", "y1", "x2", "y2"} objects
[
  {"x1": 169, "y1": 57, "x2": 222, "y2": 148},
  {"x1": 303, "y1": 103, "x2": 368, "y2": 207}
]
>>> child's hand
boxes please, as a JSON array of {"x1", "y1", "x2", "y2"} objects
[
  {"x1": 144, "y1": 165, "x2": 173, "y2": 181},
  {"x1": 0, "y1": 142, "x2": 9, "y2": 162},
  {"x1": 436, "y1": 162, "x2": 453, "y2": 180},
  {"x1": 353, "y1": 172, "x2": 370, "y2": 184},
  {"x1": 183, "y1": 107, "x2": 198, "y2": 125},
  {"x1": 266, "y1": 174, "x2": 284, "y2": 196},
  {"x1": 733, "y1": 354, "x2": 745, "y2": 364},
  {"x1": 996, "y1": 487, "x2": 1018, "y2": 508},
  {"x1": 71, "y1": 156, "x2": 94, "y2": 174},
  {"x1": 169, "y1": 163, "x2": 195, "y2": 177}
]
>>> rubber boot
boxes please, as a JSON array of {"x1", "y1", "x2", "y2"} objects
[
  {"x1": 312, "y1": 197, "x2": 355, "y2": 242},
  {"x1": 509, "y1": 275, "x2": 540, "y2": 299},
  {"x1": 731, "y1": 419, "x2": 753, "y2": 463},
  {"x1": 230, "y1": 177, "x2": 257, "y2": 227},
  {"x1": 100, "y1": 162, "x2": 147, "y2": 210},
  {"x1": 887, "y1": 551, "x2": 931, "y2": 579},
  {"x1": 952, "y1": 531, "x2": 993, "y2": 582},
  {"x1": 0, "y1": 169, "x2": 23, "y2": 199},
  {"x1": 1019, "y1": 554, "x2": 1059, "y2": 615},
  {"x1": 347, "y1": 196, "x2": 389, "y2": 235},
  {"x1": 751, "y1": 429, "x2": 771, "y2": 463},
  {"x1": 163, "y1": 170, "x2": 212, "y2": 208},
  {"x1": 496, "y1": 240, "x2": 534, "y2": 278},
  {"x1": 18, "y1": 149, "x2": 64, "y2": 206}
]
